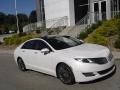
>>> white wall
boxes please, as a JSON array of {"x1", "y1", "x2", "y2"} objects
[
  {"x1": 69, "y1": 0, "x2": 75, "y2": 26},
  {"x1": 44, "y1": 0, "x2": 75, "y2": 28}
]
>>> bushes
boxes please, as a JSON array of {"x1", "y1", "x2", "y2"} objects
[
  {"x1": 115, "y1": 38, "x2": 120, "y2": 49},
  {"x1": 85, "y1": 34, "x2": 109, "y2": 46},
  {"x1": 93, "y1": 19, "x2": 119, "y2": 37},
  {"x1": 92, "y1": 26, "x2": 118, "y2": 37},
  {"x1": 4, "y1": 37, "x2": 14, "y2": 45},
  {"x1": 78, "y1": 21, "x2": 102, "y2": 40},
  {"x1": 85, "y1": 19, "x2": 120, "y2": 46},
  {"x1": 115, "y1": 33, "x2": 120, "y2": 49},
  {"x1": 78, "y1": 32, "x2": 88, "y2": 39},
  {"x1": 86, "y1": 21, "x2": 102, "y2": 34},
  {"x1": 4, "y1": 33, "x2": 38, "y2": 45},
  {"x1": 18, "y1": 32, "x2": 27, "y2": 37}
]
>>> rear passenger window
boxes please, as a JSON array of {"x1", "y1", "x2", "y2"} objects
[{"x1": 21, "y1": 40, "x2": 36, "y2": 49}]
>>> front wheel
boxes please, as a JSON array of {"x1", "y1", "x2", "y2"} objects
[{"x1": 56, "y1": 63, "x2": 75, "y2": 85}]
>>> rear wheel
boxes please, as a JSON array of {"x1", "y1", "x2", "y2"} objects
[
  {"x1": 56, "y1": 63, "x2": 75, "y2": 85},
  {"x1": 17, "y1": 58, "x2": 27, "y2": 71}
]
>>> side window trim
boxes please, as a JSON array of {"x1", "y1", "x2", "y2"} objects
[
  {"x1": 21, "y1": 39, "x2": 53, "y2": 51},
  {"x1": 35, "y1": 40, "x2": 52, "y2": 51},
  {"x1": 21, "y1": 40, "x2": 36, "y2": 50}
]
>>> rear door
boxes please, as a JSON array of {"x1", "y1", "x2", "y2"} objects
[{"x1": 20, "y1": 40, "x2": 37, "y2": 67}]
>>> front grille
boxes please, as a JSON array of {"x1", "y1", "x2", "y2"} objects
[{"x1": 98, "y1": 65, "x2": 114, "y2": 75}]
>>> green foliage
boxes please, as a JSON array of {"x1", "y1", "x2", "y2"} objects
[
  {"x1": 85, "y1": 34, "x2": 108, "y2": 46},
  {"x1": 29, "y1": 10, "x2": 37, "y2": 23},
  {"x1": 92, "y1": 26, "x2": 118, "y2": 37},
  {"x1": 78, "y1": 32, "x2": 88, "y2": 39},
  {"x1": 20, "y1": 35, "x2": 33, "y2": 43},
  {"x1": 0, "y1": 12, "x2": 6, "y2": 25},
  {"x1": 4, "y1": 37, "x2": 14, "y2": 45},
  {"x1": 77, "y1": 21, "x2": 102, "y2": 40},
  {"x1": 17, "y1": 13, "x2": 28, "y2": 23},
  {"x1": 85, "y1": 19, "x2": 120, "y2": 46},
  {"x1": 0, "y1": 12, "x2": 30, "y2": 34},
  {"x1": 18, "y1": 33, "x2": 27, "y2": 37},
  {"x1": 115, "y1": 32, "x2": 120, "y2": 49},
  {"x1": 115, "y1": 38, "x2": 120, "y2": 49},
  {"x1": 4, "y1": 33, "x2": 39, "y2": 45},
  {"x1": 86, "y1": 21, "x2": 102, "y2": 34},
  {"x1": 5, "y1": 14, "x2": 16, "y2": 25}
]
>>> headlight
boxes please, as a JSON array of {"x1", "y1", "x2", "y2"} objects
[
  {"x1": 74, "y1": 58, "x2": 93, "y2": 63},
  {"x1": 74, "y1": 58, "x2": 108, "y2": 64}
]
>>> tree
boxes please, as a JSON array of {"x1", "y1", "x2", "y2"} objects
[
  {"x1": 16, "y1": 13, "x2": 29, "y2": 33},
  {"x1": 17, "y1": 13, "x2": 29, "y2": 23},
  {"x1": 5, "y1": 14, "x2": 16, "y2": 25},
  {"x1": 29, "y1": 10, "x2": 37, "y2": 23},
  {"x1": 0, "y1": 12, "x2": 6, "y2": 24}
]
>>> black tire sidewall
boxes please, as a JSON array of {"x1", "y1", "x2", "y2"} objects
[
  {"x1": 57, "y1": 63, "x2": 75, "y2": 85},
  {"x1": 17, "y1": 58, "x2": 26, "y2": 71}
]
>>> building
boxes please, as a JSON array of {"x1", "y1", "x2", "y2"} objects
[{"x1": 36, "y1": 0, "x2": 120, "y2": 28}]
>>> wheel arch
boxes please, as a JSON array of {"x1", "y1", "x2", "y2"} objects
[
  {"x1": 17, "y1": 57, "x2": 27, "y2": 67},
  {"x1": 17, "y1": 57, "x2": 22, "y2": 61},
  {"x1": 56, "y1": 62, "x2": 76, "y2": 84},
  {"x1": 56, "y1": 62, "x2": 74, "y2": 76}
]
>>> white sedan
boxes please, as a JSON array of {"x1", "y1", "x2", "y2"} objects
[{"x1": 14, "y1": 35, "x2": 115, "y2": 84}]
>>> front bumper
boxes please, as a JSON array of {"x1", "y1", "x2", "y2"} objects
[{"x1": 73, "y1": 59, "x2": 115, "y2": 82}]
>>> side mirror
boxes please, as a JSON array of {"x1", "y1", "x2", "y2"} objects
[
  {"x1": 79, "y1": 40, "x2": 84, "y2": 43},
  {"x1": 41, "y1": 48, "x2": 50, "y2": 55}
]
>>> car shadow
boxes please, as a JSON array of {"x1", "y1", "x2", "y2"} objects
[
  {"x1": 26, "y1": 69, "x2": 56, "y2": 78},
  {"x1": 79, "y1": 66, "x2": 116, "y2": 84}
]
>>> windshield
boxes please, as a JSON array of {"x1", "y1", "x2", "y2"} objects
[{"x1": 43, "y1": 36, "x2": 83, "y2": 50}]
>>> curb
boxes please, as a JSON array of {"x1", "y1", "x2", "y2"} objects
[{"x1": 0, "y1": 50, "x2": 14, "y2": 54}]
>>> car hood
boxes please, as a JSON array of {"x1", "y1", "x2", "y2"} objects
[{"x1": 58, "y1": 43, "x2": 109, "y2": 58}]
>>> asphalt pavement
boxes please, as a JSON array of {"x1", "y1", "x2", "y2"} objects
[{"x1": 0, "y1": 54, "x2": 120, "y2": 90}]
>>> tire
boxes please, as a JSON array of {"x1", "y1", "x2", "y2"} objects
[
  {"x1": 56, "y1": 63, "x2": 75, "y2": 85},
  {"x1": 17, "y1": 58, "x2": 27, "y2": 71}
]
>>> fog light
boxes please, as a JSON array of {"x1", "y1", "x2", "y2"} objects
[{"x1": 83, "y1": 72, "x2": 95, "y2": 77}]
